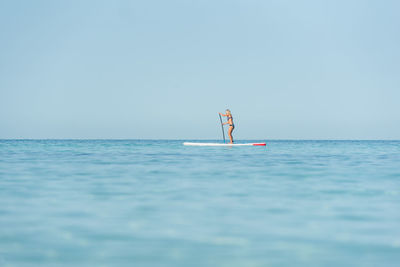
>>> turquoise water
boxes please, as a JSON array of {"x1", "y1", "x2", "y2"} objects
[{"x1": 0, "y1": 140, "x2": 399, "y2": 267}]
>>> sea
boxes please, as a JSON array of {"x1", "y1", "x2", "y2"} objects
[{"x1": 0, "y1": 140, "x2": 399, "y2": 267}]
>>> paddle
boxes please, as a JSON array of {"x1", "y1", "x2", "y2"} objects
[{"x1": 218, "y1": 113, "x2": 226, "y2": 143}]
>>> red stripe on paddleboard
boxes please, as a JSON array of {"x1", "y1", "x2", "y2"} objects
[{"x1": 253, "y1": 143, "x2": 266, "y2": 146}]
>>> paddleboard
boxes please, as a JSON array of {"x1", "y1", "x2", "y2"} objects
[{"x1": 183, "y1": 142, "x2": 266, "y2": 147}]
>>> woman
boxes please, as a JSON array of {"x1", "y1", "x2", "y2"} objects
[{"x1": 219, "y1": 109, "x2": 234, "y2": 144}]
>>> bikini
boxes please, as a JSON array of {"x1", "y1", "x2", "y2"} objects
[{"x1": 227, "y1": 116, "x2": 234, "y2": 127}]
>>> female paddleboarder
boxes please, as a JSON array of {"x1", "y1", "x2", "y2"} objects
[{"x1": 219, "y1": 109, "x2": 234, "y2": 144}]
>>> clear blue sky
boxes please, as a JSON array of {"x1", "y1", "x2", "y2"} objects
[{"x1": 1, "y1": 0, "x2": 399, "y2": 139}]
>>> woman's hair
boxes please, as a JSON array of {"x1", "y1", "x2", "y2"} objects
[{"x1": 226, "y1": 109, "x2": 231, "y2": 114}]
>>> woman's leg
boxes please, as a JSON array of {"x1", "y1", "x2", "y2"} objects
[{"x1": 228, "y1": 126, "x2": 234, "y2": 143}]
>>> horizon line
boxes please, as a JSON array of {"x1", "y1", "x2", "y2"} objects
[{"x1": 1, "y1": 138, "x2": 399, "y2": 141}]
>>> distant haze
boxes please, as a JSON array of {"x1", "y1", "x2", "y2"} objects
[{"x1": 1, "y1": 0, "x2": 399, "y2": 139}]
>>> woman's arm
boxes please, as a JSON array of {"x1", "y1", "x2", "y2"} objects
[{"x1": 219, "y1": 112, "x2": 227, "y2": 117}]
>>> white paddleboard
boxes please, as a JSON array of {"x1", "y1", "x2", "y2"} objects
[{"x1": 183, "y1": 142, "x2": 266, "y2": 147}]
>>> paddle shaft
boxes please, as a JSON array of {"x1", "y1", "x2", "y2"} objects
[{"x1": 218, "y1": 114, "x2": 226, "y2": 143}]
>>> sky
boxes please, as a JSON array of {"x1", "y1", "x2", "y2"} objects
[{"x1": 0, "y1": 0, "x2": 399, "y2": 139}]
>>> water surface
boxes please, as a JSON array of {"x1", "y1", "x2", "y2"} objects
[{"x1": 0, "y1": 140, "x2": 399, "y2": 266}]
